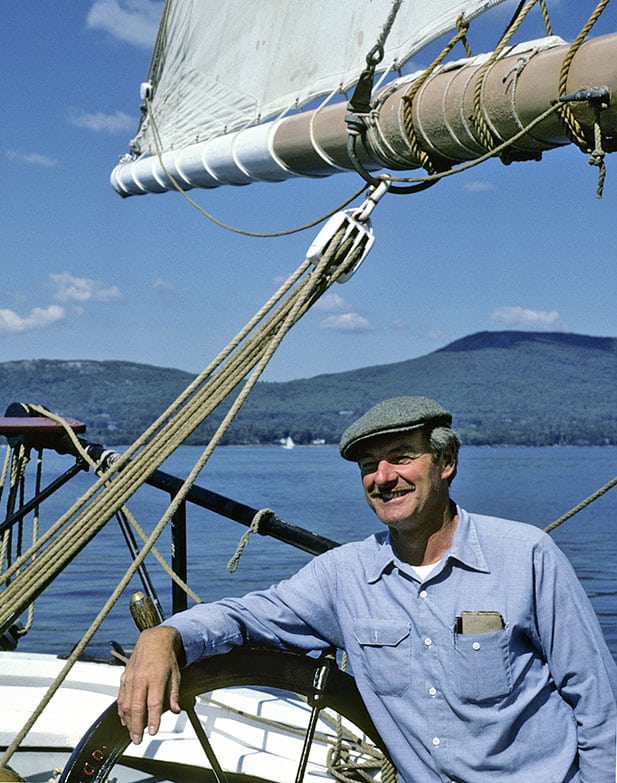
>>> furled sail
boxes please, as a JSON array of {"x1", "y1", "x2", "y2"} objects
[{"x1": 130, "y1": 0, "x2": 509, "y2": 156}]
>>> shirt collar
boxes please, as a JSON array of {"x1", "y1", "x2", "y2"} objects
[
  {"x1": 447, "y1": 505, "x2": 490, "y2": 573},
  {"x1": 367, "y1": 504, "x2": 490, "y2": 583}
]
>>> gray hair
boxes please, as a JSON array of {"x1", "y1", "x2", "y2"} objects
[{"x1": 426, "y1": 426, "x2": 461, "y2": 484}]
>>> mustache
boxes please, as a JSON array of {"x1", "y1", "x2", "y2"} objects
[{"x1": 369, "y1": 484, "x2": 415, "y2": 499}]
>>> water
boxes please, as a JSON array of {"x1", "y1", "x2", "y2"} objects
[{"x1": 5, "y1": 445, "x2": 617, "y2": 661}]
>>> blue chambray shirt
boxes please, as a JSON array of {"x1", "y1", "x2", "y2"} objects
[{"x1": 166, "y1": 506, "x2": 617, "y2": 782}]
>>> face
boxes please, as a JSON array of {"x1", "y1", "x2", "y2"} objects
[{"x1": 357, "y1": 430, "x2": 455, "y2": 535}]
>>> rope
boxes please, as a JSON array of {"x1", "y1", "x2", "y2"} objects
[
  {"x1": 544, "y1": 473, "x2": 617, "y2": 534},
  {"x1": 17, "y1": 451, "x2": 42, "y2": 635},
  {"x1": 1, "y1": 445, "x2": 30, "y2": 584},
  {"x1": 227, "y1": 508, "x2": 274, "y2": 573},
  {"x1": 589, "y1": 103, "x2": 608, "y2": 198},
  {"x1": 145, "y1": 98, "x2": 369, "y2": 238},
  {"x1": 387, "y1": 100, "x2": 563, "y2": 187},
  {"x1": 554, "y1": 0, "x2": 611, "y2": 196},
  {"x1": 401, "y1": 14, "x2": 472, "y2": 175},
  {"x1": 24, "y1": 404, "x2": 203, "y2": 605},
  {"x1": 470, "y1": 0, "x2": 545, "y2": 153},
  {"x1": 0, "y1": 256, "x2": 312, "y2": 615},
  {"x1": 0, "y1": 218, "x2": 365, "y2": 768},
  {"x1": 556, "y1": 0, "x2": 610, "y2": 149}
]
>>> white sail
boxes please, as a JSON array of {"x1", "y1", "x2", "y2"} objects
[{"x1": 130, "y1": 0, "x2": 509, "y2": 158}]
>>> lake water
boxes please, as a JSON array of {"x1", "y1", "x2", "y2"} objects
[{"x1": 6, "y1": 445, "x2": 617, "y2": 661}]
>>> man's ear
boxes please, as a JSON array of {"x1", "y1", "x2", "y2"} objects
[{"x1": 440, "y1": 443, "x2": 457, "y2": 481}]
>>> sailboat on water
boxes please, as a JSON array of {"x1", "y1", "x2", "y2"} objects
[{"x1": 1, "y1": 1, "x2": 617, "y2": 781}]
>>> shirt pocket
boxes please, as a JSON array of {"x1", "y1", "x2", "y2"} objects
[
  {"x1": 451, "y1": 628, "x2": 513, "y2": 702},
  {"x1": 353, "y1": 619, "x2": 411, "y2": 697}
]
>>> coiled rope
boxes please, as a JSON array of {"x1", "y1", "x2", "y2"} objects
[{"x1": 396, "y1": 0, "x2": 610, "y2": 194}]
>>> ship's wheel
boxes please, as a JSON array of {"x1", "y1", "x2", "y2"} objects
[{"x1": 59, "y1": 647, "x2": 393, "y2": 783}]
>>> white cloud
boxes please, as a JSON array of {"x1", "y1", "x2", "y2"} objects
[
  {"x1": 151, "y1": 277, "x2": 187, "y2": 295},
  {"x1": 87, "y1": 0, "x2": 163, "y2": 48},
  {"x1": 490, "y1": 306, "x2": 563, "y2": 329},
  {"x1": 464, "y1": 180, "x2": 495, "y2": 193},
  {"x1": 321, "y1": 312, "x2": 372, "y2": 332},
  {"x1": 6, "y1": 150, "x2": 58, "y2": 167},
  {"x1": 68, "y1": 109, "x2": 135, "y2": 134},
  {"x1": 50, "y1": 272, "x2": 122, "y2": 304},
  {"x1": 315, "y1": 293, "x2": 348, "y2": 312},
  {"x1": 0, "y1": 305, "x2": 65, "y2": 335}
]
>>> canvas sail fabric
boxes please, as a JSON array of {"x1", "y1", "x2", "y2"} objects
[{"x1": 129, "y1": 0, "x2": 509, "y2": 158}]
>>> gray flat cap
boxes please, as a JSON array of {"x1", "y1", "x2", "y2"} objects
[{"x1": 339, "y1": 396, "x2": 452, "y2": 460}]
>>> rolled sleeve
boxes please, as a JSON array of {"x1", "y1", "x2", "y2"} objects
[{"x1": 163, "y1": 549, "x2": 344, "y2": 665}]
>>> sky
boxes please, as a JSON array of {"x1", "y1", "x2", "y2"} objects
[{"x1": 3, "y1": 1, "x2": 617, "y2": 383}]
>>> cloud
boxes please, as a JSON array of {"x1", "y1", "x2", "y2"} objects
[
  {"x1": 464, "y1": 180, "x2": 495, "y2": 193},
  {"x1": 315, "y1": 293, "x2": 348, "y2": 312},
  {"x1": 5, "y1": 150, "x2": 58, "y2": 167},
  {"x1": 316, "y1": 295, "x2": 373, "y2": 332},
  {"x1": 321, "y1": 312, "x2": 372, "y2": 332},
  {"x1": 49, "y1": 272, "x2": 122, "y2": 304},
  {"x1": 490, "y1": 306, "x2": 563, "y2": 329},
  {"x1": 0, "y1": 306, "x2": 65, "y2": 336},
  {"x1": 87, "y1": 0, "x2": 163, "y2": 47},
  {"x1": 68, "y1": 109, "x2": 135, "y2": 134},
  {"x1": 151, "y1": 277, "x2": 187, "y2": 295}
]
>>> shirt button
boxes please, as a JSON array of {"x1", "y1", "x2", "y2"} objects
[
  {"x1": 428, "y1": 687, "x2": 437, "y2": 697},
  {"x1": 432, "y1": 737, "x2": 441, "y2": 746},
  {"x1": 419, "y1": 590, "x2": 428, "y2": 599},
  {"x1": 424, "y1": 637, "x2": 432, "y2": 646},
  {"x1": 472, "y1": 641, "x2": 481, "y2": 651}
]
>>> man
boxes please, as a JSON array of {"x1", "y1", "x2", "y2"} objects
[{"x1": 118, "y1": 396, "x2": 617, "y2": 781}]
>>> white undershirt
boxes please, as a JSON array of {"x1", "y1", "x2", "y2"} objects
[{"x1": 410, "y1": 560, "x2": 442, "y2": 580}]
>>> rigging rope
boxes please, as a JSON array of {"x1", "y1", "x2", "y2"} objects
[
  {"x1": 0, "y1": 219, "x2": 372, "y2": 767},
  {"x1": 391, "y1": 0, "x2": 611, "y2": 194},
  {"x1": 544, "y1": 472, "x2": 617, "y2": 533},
  {"x1": 226, "y1": 508, "x2": 275, "y2": 573},
  {"x1": 555, "y1": 0, "x2": 612, "y2": 196},
  {"x1": 145, "y1": 97, "x2": 369, "y2": 238},
  {"x1": 0, "y1": 229, "x2": 361, "y2": 633}
]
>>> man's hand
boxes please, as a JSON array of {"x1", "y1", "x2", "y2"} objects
[{"x1": 117, "y1": 625, "x2": 185, "y2": 744}]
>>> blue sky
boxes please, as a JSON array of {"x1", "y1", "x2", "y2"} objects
[{"x1": 3, "y1": 1, "x2": 617, "y2": 382}]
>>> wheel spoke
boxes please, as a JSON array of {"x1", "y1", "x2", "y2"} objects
[
  {"x1": 294, "y1": 702, "x2": 322, "y2": 783},
  {"x1": 183, "y1": 697, "x2": 230, "y2": 783}
]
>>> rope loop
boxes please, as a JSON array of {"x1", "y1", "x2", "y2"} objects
[
  {"x1": 227, "y1": 508, "x2": 275, "y2": 573},
  {"x1": 555, "y1": 0, "x2": 610, "y2": 193},
  {"x1": 401, "y1": 14, "x2": 471, "y2": 175},
  {"x1": 589, "y1": 105, "x2": 608, "y2": 198}
]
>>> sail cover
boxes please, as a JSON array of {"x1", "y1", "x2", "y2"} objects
[{"x1": 129, "y1": 0, "x2": 509, "y2": 158}]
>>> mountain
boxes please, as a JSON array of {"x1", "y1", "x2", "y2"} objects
[{"x1": 1, "y1": 331, "x2": 616, "y2": 447}]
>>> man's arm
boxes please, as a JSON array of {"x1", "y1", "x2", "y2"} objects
[
  {"x1": 534, "y1": 537, "x2": 617, "y2": 780},
  {"x1": 116, "y1": 548, "x2": 345, "y2": 744},
  {"x1": 117, "y1": 625, "x2": 186, "y2": 745}
]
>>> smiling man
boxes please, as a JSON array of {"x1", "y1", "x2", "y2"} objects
[{"x1": 118, "y1": 396, "x2": 617, "y2": 782}]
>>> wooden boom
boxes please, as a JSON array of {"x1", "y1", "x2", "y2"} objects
[{"x1": 111, "y1": 33, "x2": 617, "y2": 196}]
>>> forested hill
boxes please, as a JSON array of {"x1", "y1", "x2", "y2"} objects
[{"x1": 1, "y1": 331, "x2": 616, "y2": 447}]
